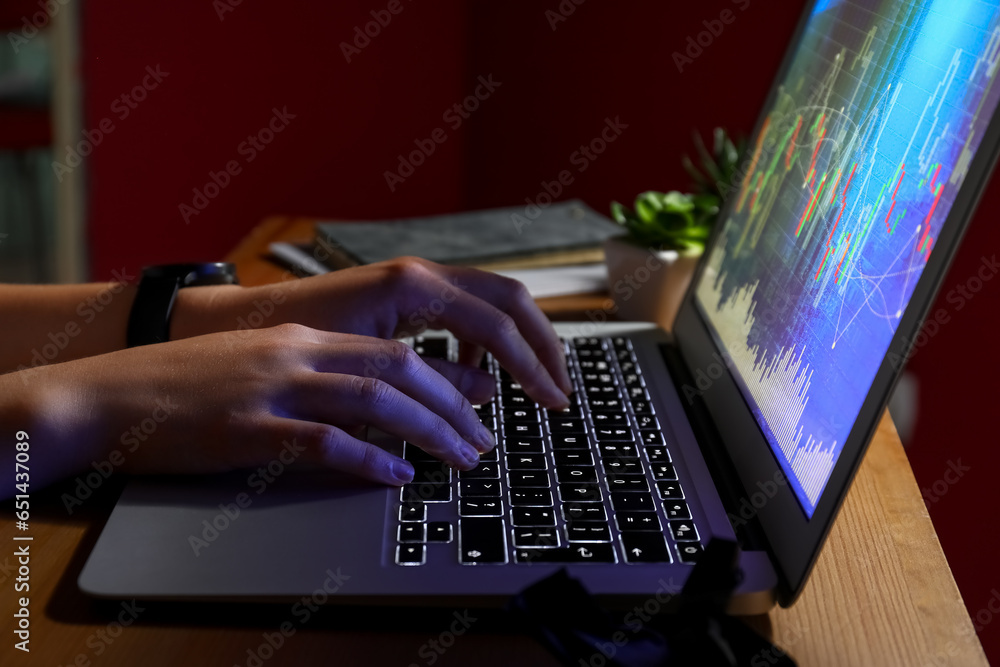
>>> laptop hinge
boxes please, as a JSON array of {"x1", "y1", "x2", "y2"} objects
[{"x1": 658, "y1": 342, "x2": 769, "y2": 553}]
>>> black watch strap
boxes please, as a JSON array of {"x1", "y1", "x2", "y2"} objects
[{"x1": 126, "y1": 262, "x2": 239, "y2": 347}]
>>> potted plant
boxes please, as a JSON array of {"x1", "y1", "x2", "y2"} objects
[{"x1": 604, "y1": 128, "x2": 742, "y2": 328}]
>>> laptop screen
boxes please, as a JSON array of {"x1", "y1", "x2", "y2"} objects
[{"x1": 694, "y1": 0, "x2": 1000, "y2": 518}]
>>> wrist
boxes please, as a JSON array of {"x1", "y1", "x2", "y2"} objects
[{"x1": 169, "y1": 284, "x2": 246, "y2": 339}]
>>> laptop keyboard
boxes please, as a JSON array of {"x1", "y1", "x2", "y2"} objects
[{"x1": 393, "y1": 336, "x2": 704, "y2": 567}]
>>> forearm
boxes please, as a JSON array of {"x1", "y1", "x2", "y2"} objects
[
  {"x1": 0, "y1": 283, "x2": 137, "y2": 373},
  {"x1": 0, "y1": 282, "x2": 251, "y2": 373}
]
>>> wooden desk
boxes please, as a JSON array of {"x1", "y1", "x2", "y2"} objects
[{"x1": 1, "y1": 217, "x2": 986, "y2": 666}]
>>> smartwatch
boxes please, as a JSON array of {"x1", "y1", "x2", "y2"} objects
[{"x1": 126, "y1": 262, "x2": 239, "y2": 347}]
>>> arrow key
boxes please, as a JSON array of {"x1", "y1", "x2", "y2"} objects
[{"x1": 621, "y1": 533, "x2": 671, "y2": 563}]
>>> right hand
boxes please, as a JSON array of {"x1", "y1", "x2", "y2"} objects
[{"x1": 13, "y1": 323, "x2": 500, "y2": 493}]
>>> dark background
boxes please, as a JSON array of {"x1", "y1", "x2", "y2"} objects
[{"x1": 10, "y1": 0, "x2": 1000, "y2": 660}]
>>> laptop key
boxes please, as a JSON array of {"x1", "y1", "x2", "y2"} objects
[
  {"x1": 503, "y1": 409, "x2": 539, "y2": 423},
  {"x1": 678, "y1": 542, "x2": 704, "y2": 563},
  {"x1": 506, "y1": 454, "x2": 547, "y2": 470},
  {"x1": 459, "y1": 462, "x2": 500, "y2": 478},
  {"x1": 459, "y1": 480, "x2": 501, "y2": 497},
  {"x1": 554, "y1": 451, "x2": 594, "y2": 466},
  {"x1": 427, "y1": 521, "x2": 453, "y2": 542},
  {"x1": 611, "y1": 492, "x2": 654, "y2": 511},
  {"x1": 656, "y1": 482, "x2": 685, "y2": 499},
  {"x1": 594, "y1": 428, "x2": 633, "y2": 442},
  {"x1": 636, "y1": 415, "x2": 659, "y2": 430},
  {"x1": 669, "y1": 520, "x2": 699, "y2": 542},
  {"x1": 621, "y1": 533, "x2": 671, "y2": 563},
  {"x1": 509, "y1": 489, "x2": 554, "y2": 506},
  {"x1": 459, "y1": 518, "x2": 507, "y2": 564},
  {"x1": 512, "y1": 507, "x2": 556, "y2": 526},
  {"x1": 403, "y1": 443, "x2": 437, "y2": 463},
  {"x1": 664, "y1": 500, "x2": 692, "y2": 520},
  {"x1": 505, "y1": 437, "x2": 544, "y2": 454},
  {"x1": 566, "y1": 522, "x2": 612, "y2": 543},
  {"x1": 640, "y1": 430, "x2": 665, "y2": 445},
  {"x1": 551, "y1": 434, "x2": 589, "y2": 450},
  {"x1": 651, "y1": 463, "x2": 677, "y2": 480},
  {"x1": 508, "y1": 471, "x2": 550, "y2": 487},
  {"x1": 602, "y1": 459, "x2": 642, "y2": 475},
  {"x1": 460, "y1": 499, "x2": 503, "y2": 517},
  {"x1": 587, "y1": 397, "x2": 626, "y2": 411},
  {"x1": 402, "y1": 482, "x2": 451, "y2": 503},
  {"x1": 598, "y1": 443, "x2": 638, "y2": 458},
  {"x1": 615, "y1": 511, "x2": 662, "y2": 532},
  {"x1": 555, "y1": 466, "x2": 597, "y2": 483},
  {"x1": 645, "y1": 446, "x2": 671, "y2": 462},
  {"x1": 558, "y1": 483, "x2": 603, "y2": 503},
  {"x1": 514, "y1": 544, "x2": 615, "y2": 563},
  {"x1": 414, "y1": 337, "x2": 448, "y2": 359},
  {"x1": 591, "y1": 412, "x2": 630, "y2": 427},
  {"x1": 398, "y1": 524, "x2": 426, "y2": 542},
  {"x1": 606, "y1": 475, "x2": 650, "y2": 492},
  {"x1": 562, "y1": 503, "x2": 607, "y2": 522},
  {"x1": 513, "y1": 527, "x2": 561, "y2": 549},
  {"x1": 507, "y1": 423, "x2": 542, "y2": 438},
  {"x1": 396, "y1": 544, "x2": 426, "y2": 566},
  {"x1": 399, "y1": 501, "x2": 426, "y2": 522},
  {"x1": 550, "y1": 419, "x2": 587, "y2": 433}
]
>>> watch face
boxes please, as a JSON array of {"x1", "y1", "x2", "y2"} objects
[{"x1": 143, "y1": 262, "x2": 239, "y2": 286}]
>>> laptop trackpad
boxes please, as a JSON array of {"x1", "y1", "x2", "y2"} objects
[{"x1": 78, "y1": 470, "x2": 389, "y2": 600}]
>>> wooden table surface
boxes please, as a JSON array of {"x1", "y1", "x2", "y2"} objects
[{"x1": 0, "y1": 216, "x2": 986, "y2": 666}]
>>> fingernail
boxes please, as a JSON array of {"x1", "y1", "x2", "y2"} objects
[
  {"x1": 459, "y1": 443, "x2": 480, "y2": 467},
  {"x1": 475, "y1": 424, "x2": 496, "y2": 451},
  {"x1": 391, "y1": 460, "x2": 414, "y2": 485},
  {"x1": 461, "y1": 370, "x2": 496, "y2": 404}
]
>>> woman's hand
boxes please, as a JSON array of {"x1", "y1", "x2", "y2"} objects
[
  {"x1": 6, "y1": 324, "x2": 503, "y2": 495},
  {"x1": 173, "y1": 257, "x2": 572, "y2": 409}
]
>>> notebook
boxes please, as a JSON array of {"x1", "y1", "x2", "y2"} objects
[
  {"x1": 314, "y1": 199, "x2": 621, "y2": 270},
  {"x1": 79, "y1": 0, "x2": 1000, "y2": 611}
]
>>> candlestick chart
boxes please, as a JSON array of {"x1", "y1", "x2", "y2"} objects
[{"x1": 695, "y1": 0, "x2": 1000, "y2": 516}]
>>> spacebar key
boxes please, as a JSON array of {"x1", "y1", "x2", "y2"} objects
[{"x1": 459, "y1": 518, "x2": 508, "y2": 564}]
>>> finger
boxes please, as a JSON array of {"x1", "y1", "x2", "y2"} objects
[
  {"x1": 307, "y1": 337, "x2": 495, "y2": 452},
  {"x1": 456, "y1": 341, "x2": 486, "y2": 370},
  {"x1": 404, "y1": 284, "x2": 569, "y2": 409},
  {"x1": 267, "y1": 417, "x2": 415, "y2": 486},
  {"x1": 292, "y1": 373, "x2": 483, "y2": 470},
  {"x1": 420, "y1": 356, "x2": 495, "y2": 404},
  {"x1": 444, "y1": 268, "x2": 573, "y2": 395}
]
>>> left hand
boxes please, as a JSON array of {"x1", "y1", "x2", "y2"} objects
[{"x1": 173, "y1": 257, "x2": 573, "y2": 408}]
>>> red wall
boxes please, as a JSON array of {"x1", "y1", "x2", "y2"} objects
[{"x1": 83, "y1": 0, "x2": 997, "y2": 660}]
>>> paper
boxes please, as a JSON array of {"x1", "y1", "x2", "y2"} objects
[{"x1": 493, "y1": 264, "x2": 608, "y2": 298}]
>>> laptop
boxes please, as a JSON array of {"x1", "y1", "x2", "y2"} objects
[{"x1": 79, "y1": 0, "x2": 1000, "y2": 612}]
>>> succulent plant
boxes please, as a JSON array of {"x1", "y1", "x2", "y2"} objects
[{"x1": 610, "y1": 127, "x2": 743, "y2": 253}]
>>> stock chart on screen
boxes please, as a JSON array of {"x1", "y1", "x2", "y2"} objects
[{"x1": 695, "y1": 0, "x2": 1000, "y2": 517}]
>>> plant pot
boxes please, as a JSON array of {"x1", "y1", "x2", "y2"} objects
[{"x1": 602, "y1": 235, "x2": 700, "y2": 330}]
